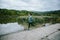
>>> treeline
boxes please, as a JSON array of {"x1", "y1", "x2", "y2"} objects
[
  {"x1": 0, "y1": 9, "x2": 60, "y2": 24},
  {"x1": 0, "y1": 9, "x2": 60, "y2": 16}
]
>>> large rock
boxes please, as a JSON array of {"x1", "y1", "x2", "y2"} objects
[{"x1": 0, "y1": 23, "x2": 60, "y2": 40}]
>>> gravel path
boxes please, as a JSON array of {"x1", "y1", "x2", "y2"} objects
[{"x1": 0, "y1": 23, "x2": 60, "y2": 40}]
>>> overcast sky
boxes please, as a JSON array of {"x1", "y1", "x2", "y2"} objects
[{"x1": 0, "y1": 0, "x2": 60, "y2": 11}]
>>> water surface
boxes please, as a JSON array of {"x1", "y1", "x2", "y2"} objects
[{"x1": 0, "y1": 22, "x2": 24, "y2": 35}]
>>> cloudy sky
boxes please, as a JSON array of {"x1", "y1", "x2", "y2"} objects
[{"x1": 0, "y1": 0, "x2": 60, "y2": 11}]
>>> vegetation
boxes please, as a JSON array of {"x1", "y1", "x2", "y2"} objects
[{"x1": 0, "y1": 8, "x2": 60, "y2": 24}]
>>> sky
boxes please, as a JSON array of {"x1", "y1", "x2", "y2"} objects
[{"x1": 0, "y1": 0, "x2": 60, "y2": 11}]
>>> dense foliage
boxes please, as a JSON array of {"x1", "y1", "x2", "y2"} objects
[{"x1": 0, "y1": 9, "x2": 60, "y2": 24}]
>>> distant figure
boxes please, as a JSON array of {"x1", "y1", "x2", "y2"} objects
[{"x1": 28, "y1": 13, "x2": 34, "y2": 30}]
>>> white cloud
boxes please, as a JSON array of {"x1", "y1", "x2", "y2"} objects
[{"x1": 0, "y1": 0, "x2": 60, "y2": 11}]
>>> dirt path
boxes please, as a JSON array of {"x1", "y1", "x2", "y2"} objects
[{"x1": 0, "y1": 23, "x2": 60, "y2": 40}]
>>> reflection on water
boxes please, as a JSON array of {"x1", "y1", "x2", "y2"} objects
[{"x1": 0, "y1": 22, "x2": 24, "y2": 35}]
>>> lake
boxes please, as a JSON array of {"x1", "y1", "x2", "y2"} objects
[{"x1": 0, "y1": 22, "x2": 24, "y2": 35}]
